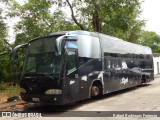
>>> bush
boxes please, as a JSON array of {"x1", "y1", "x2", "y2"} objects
[{"x1": 0, "y1": 82, "x2": 6, "y2": 90}]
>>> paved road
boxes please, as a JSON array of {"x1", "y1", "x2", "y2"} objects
[{"x1": 2, "y1": 77, "x2": 160, "y2": 120}]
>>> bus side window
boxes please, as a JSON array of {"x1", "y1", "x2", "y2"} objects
[
  {"x1": 104, "y1": 57, "x2": 111, "y2": 70},
  {"x1": 114, "y1": 59, "x2": 122, "y2": 70},
  {"x1": 66, "y1": 50, "x2": 77, "y2": 75}
]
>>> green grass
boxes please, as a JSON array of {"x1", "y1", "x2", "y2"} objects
[
  {"x1": 5, "y1": 86, "x2": 20, "y2": 97},
  {"x1": 0, "y1": 83, "x2": 20, "y2": 98},
  {"x1": 0, "y1": 84, "x2": 6, "y2": 90}
]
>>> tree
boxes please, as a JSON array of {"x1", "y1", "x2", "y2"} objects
[
  {"x1": 65, "y1": 0, "x2": 144, "y2": 42},
  {"x1": 5, "y1": 0, "x2": 79, "y2": 44},
  {"x1": 4, "y1": 0, "x2": 145, "y2": 44},
  {"x1": 0, "y1": 7, "x2": 11, "y2": 82},
  {"x1": 140, "y1": 31, "x2": 160, "y2": 53},
  {"x1": 0, "y1": 8, "x2": 7, "y2": 52}
]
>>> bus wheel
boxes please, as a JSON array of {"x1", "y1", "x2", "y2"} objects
[{"x1": 91, "y1": 86, "x2": 100, "y2": 96}]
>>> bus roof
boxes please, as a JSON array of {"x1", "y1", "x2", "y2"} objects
[{"x1": 27, "y1": 30, "x2": 152, "y2": 55}]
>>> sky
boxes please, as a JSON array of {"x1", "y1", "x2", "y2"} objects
[{"x1": 140, "y1": 0, "x2": 160, "y2": 35}]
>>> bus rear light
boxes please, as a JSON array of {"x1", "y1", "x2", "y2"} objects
[
  {"x1": 45, "y1": 89, "x2": 62, "y2": 95},
  {"x1": 20, "y1": 88, "x2": 26, "y2": 93}
]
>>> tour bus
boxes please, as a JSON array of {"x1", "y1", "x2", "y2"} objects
[{"x1": 12, "y1": 30, "x2": 154, "y2": 105}]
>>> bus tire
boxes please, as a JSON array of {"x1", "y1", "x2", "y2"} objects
[
  {"x1": 90, "y1": 81, "x2": 103, "y2": 97},
  {"x1": 91, "y1": 86, "x2": 100, "y2": 96}
]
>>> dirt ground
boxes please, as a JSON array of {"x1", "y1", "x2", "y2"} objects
[
  {"x1": 0, "y1": 91, "x2": 8, "y2": 103},
  {"x1": 0, "y1": 84, "x2": 20, "y2": 103}
]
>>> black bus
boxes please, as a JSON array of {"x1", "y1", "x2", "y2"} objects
[{"x1": 12, "y1": 30, "x2": 154, "y2": 105}]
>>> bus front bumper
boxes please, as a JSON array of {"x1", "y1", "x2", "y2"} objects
[{"x1": 20, "y1": 93, "x2": 64, "y2": 105}]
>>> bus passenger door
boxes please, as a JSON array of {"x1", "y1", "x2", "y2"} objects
[{"x1": 64, "y1": 50, "x2": 79, "y2": 103}]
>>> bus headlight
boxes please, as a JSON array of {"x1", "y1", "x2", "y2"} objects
[
  {"x1": 45, "y1": 89, "x2": 62, "y2": 95},
  {"x1": 20, "y1": 88, "x2": 26, "y2": 93}
]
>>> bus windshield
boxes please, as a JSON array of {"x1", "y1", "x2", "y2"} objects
[{"x1": 23, "y1": 36, "x2": 62, "y2": 75}]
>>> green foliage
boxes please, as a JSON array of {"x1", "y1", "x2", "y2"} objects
[
  {"x1": 0, "y1": 7, "x2": 11, "y2": 83},
  {"x1": 0, "y1": 53, "x2": 12, "y2": 82},
  {"x1": 0, "y1": 82, "x2": 20, "y2": 98},
  {"x1": 0, "y1": 8, "x2": 7, "y2": 52},
  {"x1": 140, "y1": 31, "x2": 160, "y2": 53},
  {"x1": 0, "y1": 0, "x2": 144, "y2": 45},
  {"x1": 64, "y1": 0, "x2": 144, "y2": 42},
  {"x1": 9, "y1": 0, "x2": 79, "y2": 44},
  {"x1": 3, "y1": 0, "x2": 144, "y2": 44},
  {"x1": 0, "y1": 83, "x2": 6, "y2": 90}
]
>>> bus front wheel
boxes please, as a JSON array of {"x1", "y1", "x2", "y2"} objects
[{"x1": 91, "y1": 86, "x2": 100, "y2": 96}]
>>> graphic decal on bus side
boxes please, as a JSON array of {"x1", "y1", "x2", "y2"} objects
[
  {"x1": 98, "y1": 72, "x2": 104, "y2": 81},
  {"x1": 70, "y1": 80, "x2": 75, "y2": 85},
  {"x1": 98, "y1": 71, "x2": 104, "y2": 88},
  {"x1": 81, "y1": 76, "x2": 87, "y2": 81},
  {"x1": 121, "y1": 77, "x2": 128, "y2": 85}
]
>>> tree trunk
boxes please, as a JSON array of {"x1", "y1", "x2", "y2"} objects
[
  {"x1": 92, "y1": 10, "x2": 101, "y2": 32},
  {"x1": 66, "y1": 0, "x2": 85, "y2": 30}
]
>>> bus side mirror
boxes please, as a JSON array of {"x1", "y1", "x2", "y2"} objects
[
  {"x1": 12, "y1": 44, "x2": 27, "y2": 60},
  {"x1": 56, "y1": 35, "x2": 78, "y2": 55},
  {"x1": 64, "y1": 35, "x2": 78, "y2": 50},
  {"x1": 63, "y1": 36, "x2": 78, "y2": 41}
]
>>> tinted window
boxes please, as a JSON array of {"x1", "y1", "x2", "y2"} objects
[
  {"x1": 67, "y1": 51, "x2": 76, "y2": 74},
  {"x1": 28, "y1": 36, "x2": 60, "y2": 54}
]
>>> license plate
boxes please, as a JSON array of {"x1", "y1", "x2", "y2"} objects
[{"x1": 32, "y1": 98, "x2": 40, "y2": 102}]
